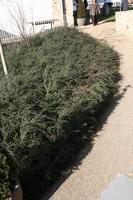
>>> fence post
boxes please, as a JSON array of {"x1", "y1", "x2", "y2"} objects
[{"x1": 0, "y1": 38, "x2": 8, "y2": 76}]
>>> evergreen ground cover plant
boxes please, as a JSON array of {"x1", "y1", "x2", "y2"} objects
[
  {"x1": 77, "y1": 0, "x2": 86, "y2": 18},
  {"x1": 0, "y1": 145, "x2": 17, "y2": 200},
  {"x1": 0, "y1": 27, "x2": 120, "y2": 200}
]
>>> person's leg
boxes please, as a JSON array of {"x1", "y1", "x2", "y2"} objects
[
  {"x1": 95, "y1": 15, "x2": 97, "y2": 25},
  {"x1": 73, "y1": 11, "x2": 78, "y2": 26},
  {"x1": 92, "y1": 15, "x2": 95, "y2": 25}
]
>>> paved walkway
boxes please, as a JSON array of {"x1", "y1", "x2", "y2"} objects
[{"x1": 43, "y1": 22, "x2": 133, "y2": 200}]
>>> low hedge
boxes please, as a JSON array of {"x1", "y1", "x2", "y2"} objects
[{"x1": 0, "y1": 27, "x2": 120, "y2": 200}]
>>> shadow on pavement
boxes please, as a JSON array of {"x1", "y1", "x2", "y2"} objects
[{"x1": 42, "y1": 84, "x2": 131, "y2": 200}]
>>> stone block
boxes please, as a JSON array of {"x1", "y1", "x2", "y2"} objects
[{"x1": 52, "y1": 0, "x2": 74, "y2": 27}]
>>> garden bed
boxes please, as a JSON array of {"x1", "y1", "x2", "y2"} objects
[{"x1": 0, "y1": 27, "x2": 120, "y2": 200}]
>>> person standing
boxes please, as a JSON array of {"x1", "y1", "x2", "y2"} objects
[
  {"x1": 84, "y1": 0, "x2": 88, "y2": 9},
  {"x1": 73, "y1": 0, "x2": 78, "y2": 26},
  {"x1": 90, "y1": 0, "x2": 100, "y2": 26},
  {"x1": 121, "y1": 0, "x2": 128, "y2": 11}
]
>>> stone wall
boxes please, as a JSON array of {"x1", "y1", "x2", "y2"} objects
[
  {"x1": 52, "y1": 0, "x2": 74, "y2": 27},
  {"x1": 65, "y1": 0, "x2": 74, "y2": 27},
  {"x1": 52, "y1": 0, "x2": 64, "y2": 26},
  {"x1": 116, "y1": 10, "x2": 133, "y2": 34}
]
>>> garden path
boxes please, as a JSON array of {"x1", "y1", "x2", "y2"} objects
[{"x1": 42, "y1": 22, "x2": 133, "y2": 200}]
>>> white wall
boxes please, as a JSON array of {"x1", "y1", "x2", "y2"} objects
[{"x1": 0, "y1": 0, "x2": 53, "y2": 35}]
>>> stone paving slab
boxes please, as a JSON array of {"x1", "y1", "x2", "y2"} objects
[{"x1": 99, "y1": 174, "x2": 133, "y2": 200}]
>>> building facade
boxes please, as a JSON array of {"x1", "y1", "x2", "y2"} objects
[{"x1": 0, "y1": 0, "x2": 74, "y2": 35}]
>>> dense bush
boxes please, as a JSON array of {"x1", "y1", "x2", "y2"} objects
[
  {"x1": 0, "y1": 146, "x2": 17, "y2": 200},
  {"x1": 0, "y1": 27, "x2": 120, "y2": 199},
  {"x1": 77, "y1": 0, "x2": 86, "y2": 18}
]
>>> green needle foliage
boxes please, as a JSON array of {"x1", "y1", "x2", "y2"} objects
[
  {"x1": 77, "y1": 0, "x2": 86, "y2": 18},
  {"x1": 0, "y1": 146, "x2": 17, "y2": 200},
  {"x1": 0, "y1": 27, "x2": 120, "y2": 200}
]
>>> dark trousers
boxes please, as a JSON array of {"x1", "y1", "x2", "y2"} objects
[
  {"x1": 92, "y1": 15, "x2": 97, "y2": 25},
  {"x1": 73, "y1": 11, "x2": 78, "y2": 26}
]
